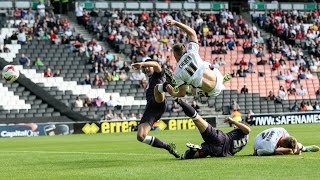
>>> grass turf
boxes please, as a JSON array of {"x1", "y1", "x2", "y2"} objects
[{"x1": 0, "y1": 124, "x2": 319, "y2": 179}]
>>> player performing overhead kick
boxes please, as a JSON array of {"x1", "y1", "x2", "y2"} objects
[
  {"x1": 254, "y1": 127, "x2": 319, "y2": 156},
  {"x1": 157, "y1": 19, "x2": 231, "y2": 98},
  {"x1": 174, "y1": 98, "x2": 250, "y2": 159},
  {"x1": 131, "y1": 57, "x2": 180, "y2": 158}
]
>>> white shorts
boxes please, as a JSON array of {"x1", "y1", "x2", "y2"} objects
[
  {"x1": 196, "y1": 68, "x2": 225, "y2": 97},
  {"x1": 207, "y1": 68, "x2": 225, "y2": 97}
]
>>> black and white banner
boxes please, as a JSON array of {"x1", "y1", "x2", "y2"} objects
[{"x1": 252, "y1": 112, "x2": 320, "y2": 126}]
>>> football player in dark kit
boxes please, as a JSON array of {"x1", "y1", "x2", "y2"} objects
[
  {"x1": 174, "y1": 98, "x2": 251, "y2": 159},
  {"x1": 131, "y1": 57, "x2": 180, "y2": 158}
]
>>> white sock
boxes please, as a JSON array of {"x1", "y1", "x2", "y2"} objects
[
  {"x1": 142, "y1": 136, "x2": 155, "y2": 145},
  {"x1": 157, "y1": 84, "x2": 164, "y2": 93},
  {"x1": 193, "y1": 113, "x2": 200, "y2": 121}
]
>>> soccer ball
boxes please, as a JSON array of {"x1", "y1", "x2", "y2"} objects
[{"x1": 2, "y1": 65, "x2": 20, "y2": 82}]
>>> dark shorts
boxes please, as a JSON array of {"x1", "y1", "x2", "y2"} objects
[
  {"x1": 198, "y1": 124, "x2": 227, "y2": 157},
  {"x1": 140, "y1": 99, "x2": 167, "y2": 127}
]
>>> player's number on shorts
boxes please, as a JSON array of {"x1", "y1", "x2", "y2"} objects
[{"x1": 185, "y1": 62, "x2": 198, "y2": 76}]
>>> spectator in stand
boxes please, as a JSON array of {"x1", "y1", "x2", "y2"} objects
[
  {"x1": 237, "y1": 66, "x2": 246, "y2": 77},
  {"x1": 17, "y1": 29, "x2": 26, "y2": 44},
  {"x1": 299, "y1": 101, "x2": 308, "y2": 111},
  {"x1": 81, "y1": 74, "x2": 92, "y2": 85},
  {"x1": 128, "y1": 113, "x2": 137, "y2": 120},
  {"x1": 94, "y1": 96, "x2": 104, "y2": 107},
  {"x1": 119, "y1": 70, "x2": 128, "y2": 81},
  {"x1": 290, "y1": 101, "x2": 299, "y2": 112},
  {"x1": 75, "y1": 3, "x2": 84, "y2": 25},
  {"x1": 19, "y1": 54, "x2": 30, "y2": 66},
  {"x1": 53, "y1": 70, "x2": 60, "y2": 77},
  {"x1": 44, "y1": 68, "x2": 53, "y2": 77},
  {"x1": 120, "y1": 61, "x2": 130, "y2": 73},
  {"x1": 83, "y1": 97, "x2": 93, "y2": 107},
  {"x1": 245, "y1": 111, "x2": 255, "y2": 126},
  {"x1": 49, "y1": 30, "x2": 59, "y2": 44},
  {"x1": 305, "y1": 70, "x2": 313, "y2": 79},
  {"x1": 34, "y1": 57, "x2": 44, "y2": 67},
  {"x1": 74, "y1": 96, "x2": 83, "y2": 108},
  {"x1": 102, "y1": 109, "x2": 114, "y2": 121},
  {"x1": 277, "y1": 86, "x2": 287, "y2": 102},
  {"x1": 277, "y1": 71, "x2": 286, "y2": 80},
  {"x1": 171, "y1": 101, "x2": 182, "y2": 112},
  {"x1": 106, "y1": 95, "x2": 121, "y2": 109},
  {"x1": 93, "y1": 74, "x2": 105, "y2": 87},
  {"x1": 306, "y1": 101, "x2": 314, "y2": 111},
  {"x1": 37, "y1": 2, "x2": 45, "y2": 17},
  {"x1": 316, "y1": 87, "x2": 320, "y2": 96},
  {"x1": 313, "y1": 101, "x2": 320, "y2": 110},
  {"x1": 240, "y1": 85, "x2": 248, "y2": 94},
  {"x1": 232, "y1": 99, "x2": 241, "y2": 111},
  {"x1": 91, "y1": 62, "x2": 101, "y2": 74},
  {"x1": 290, "y1": 63, "x2": 299, "y2": 73},
  {"x1": 119, "y1": 113, "x2": 127, "y2": 120},
  {"x1": 287, "y1": 82, "x2": 297, "y2": 96},
  {"x1": 297, "y1": 85, "x2": 306, "y2": 96},
  {"x1": 266, "y1": 91, "x2": 276, "y2": 101}
]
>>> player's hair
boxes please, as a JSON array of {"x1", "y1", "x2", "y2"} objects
[
  {"x1": 280, "y1": 136, "x2": 298, "y2": 149},
  {"x1": 172, "y1": 44, "x2": 186, "y2": 58}
]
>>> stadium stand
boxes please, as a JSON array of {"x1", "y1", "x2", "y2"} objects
[{"x1": 0, "y1": 1, "x2": 319, "y2": 122}]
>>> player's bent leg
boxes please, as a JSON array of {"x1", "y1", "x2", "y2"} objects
[
  {"x1": 175, "y1": 98, "x2": 208, "y2": 133},
  {"x1": 137, "y1": 123, "x2": 152, "y2": 142},
  {"x1": 154, "y1": 84, "x2": 165, "y2": 103}
]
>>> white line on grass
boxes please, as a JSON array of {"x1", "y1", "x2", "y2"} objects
[{"x1": 0, "y1": 150, "x2": 167, "y2": 156}]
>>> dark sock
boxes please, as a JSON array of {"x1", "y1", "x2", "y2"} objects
[
  {"x1": 152, "y1": 137, "x2": 169, "y2": 150},
  {"x1": 176, "y1": 98, "x2": 198, "y2": 118}
]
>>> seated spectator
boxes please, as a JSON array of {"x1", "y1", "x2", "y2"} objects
[
  {"x1": 290, "y1": 101, "x2": 299, "y2": 112},
  {"x1": 285, "y1": 71, "x2": 295, "y2": 84},
  {"x1": 316, "y1": 87, "x2": 320, "y2": 96},
  {"x1": 266, "y1": 91, "x2": 276, "y2": 101},
  {"x1": 313, "y1": 101, "x2": 320, "y2": 110},
  {"x1": 120, "y1": 61, "x2": 130, "y2": 73},
  {"x1": 191, "y1": 100, "x2": 200, "y2": 112},
  {"x1": 106, "y1": 95, "x2": 121, "y2": 109},
  {"x1": 91, "y1": 62, "x2": 101, "y2": 74},
  {"x1": 19, "y1": 54, "x2": 30, "y2": 66},
  {"x1": 93, "y1": 74, "x2": 105, "y2": 86},
  {"x1": 53, "y1": 70, "x2": 60, "y2": 77},
  {"x1": 239, "y1": 58, "x2": 248, "y2": 66},
  {"x1": 245, "y1": 63, "x2": 255, "y2": 73},
  {"x1": 277, "y1": 86, "x2": 287, "y2": 102},
  {"x1": 305, "y1": 70, "x2": 313, "y2": 79},
  {"x1": 245, "y1": 111, "x2": 255, "y2": 126},
  {"x1": 230, "y1": 69, "x2": 236, "y2": 77},
  {"x1": 94, "y1": 96, "x2": 104, "y2": 107},
  {"x1": 128, "y1": 113, "x2": 137, "y2": 120},
  {"x1": 82, "y1": 74, "x2": 92, "y2": 85},
  {"x1": 231, "y1": 99, "x2": 240, "y2": 111},
  {"x1": 257, "y1": 58, "x2": 267, "y2": 65},
  {"x1": 34, "y1": 57, "x2": 44, "y2": 67},
  {"x1": 237, "y1": 66, "x2": 246, "y2": 77},
  {"x1": 119, "y1": 113, "x2": 127, "y2": 120},
  {"x1": 306, "y1": 101, "x2": 314, "y2": 111},
  {"x1": 297, "y1": 85, "x2": 306, "y2": 96},
  {"x1": 17, "y1": 29, "x2": 26, "y2": 44},
  {"x1": 44, "y1": 68, "x2": 53, "y2": 77},
  {"x1": 83, "y1": 97, "x2": 93, "y2": 107},
  {"x1": 240, "y1": 85, "x2": 248, "y2": 94},
  {"x1": 102, "y1": 109, "x2": 114, "y2": 121},
  {"x1": 277, "y1": 71, "x2": 286, "y2": 80},
  {"x1": 297, "y1": 71, "x2": 306, "y2": 80},
  {"x1": 290, "y1": 63, "x2": 299, "y2": 73},
  {"x1": 74, "y1": 96, "x2": 83, "y2": 108},
  {"x1": 299, "y1": 101, "x2": 308, "y2": 111},
  {"x1": 287, "y1": 82, "x2": 297, "y2": 95},
  {"x1": 171, "y1": 101, "x2": 182, "y2": 112},
  {"x1": 119, "y1": 71, "x2": 128, "y2": 81},
  {"x1": 271, "y1": 59, "x2": 280, "y2": 70}
]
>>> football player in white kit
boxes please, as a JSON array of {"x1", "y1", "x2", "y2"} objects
[
  {"x1": 254, "y1": 127, "x2": 319, "y2": 156},
  {"x1": 157, "y1": 19, "x2": 231, "y2": 97}
]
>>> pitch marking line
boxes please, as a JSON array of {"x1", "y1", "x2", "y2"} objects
[{"x1": 0, "y1": 150, "x2": 167, "y2": 156}]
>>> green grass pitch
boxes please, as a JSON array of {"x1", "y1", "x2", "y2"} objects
[{"x1": 0, "y1": 124, "x2": 319, "y2": 179}]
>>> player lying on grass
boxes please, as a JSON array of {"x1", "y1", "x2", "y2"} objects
[
  {"x1": 131, "y1": 57, "x2": 180, "y2": 158},
  {"x1": 254, "y1": 127, "x2": 320, "y2": 156},
  {"x1": 173, "y1": 98, "x2": 250, "y2": 159},
  {"x1": 157, "y1": 19, "x2": 231, "y2": 98}
]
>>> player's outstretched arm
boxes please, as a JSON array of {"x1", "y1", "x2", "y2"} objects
[
  {"x1": 166, "y1": 84, "x2": 187, "y2": 97},
  {"x1": 131, "y1": 62, "x2": 161, "y2": 73},
  {"x1": 166, "y1": 19, "x2": 198, "y2": 43},
  {"x1": 224, "y1": 117, "x2": 251, "y2": 135}
]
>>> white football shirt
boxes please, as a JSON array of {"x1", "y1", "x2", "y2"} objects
[
  {"x1": 174, "y1": 42, "x2": 210, "y2": 88},
  {"x1": 254, "y1": 127, "x2": 290, "y2": 156}
]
